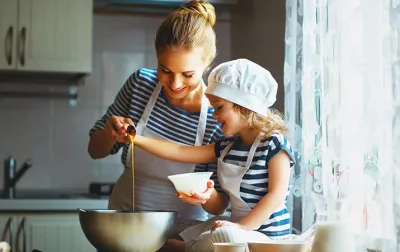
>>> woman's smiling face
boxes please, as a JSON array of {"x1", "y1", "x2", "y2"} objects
[{"x1": 157, "y1": 46, "x2": 208, "y2": 100}]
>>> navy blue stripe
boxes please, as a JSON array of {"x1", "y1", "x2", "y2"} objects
[
  {"x1": 248, "y1": 182, "x2": 268, "y2": 188},
  {"x1": 270, "y1": 209, "x2": 289, "y2": 218},
  {"x1": 252, "y1": 154, "x2": 269, "y2": 160},
  {"x1": 195, "y1": 166, "x2": 208, "y2": 174},
  {"x1": 232, "y1": 144, "x2": 251, "y2": 152},
  {"x1": 243, "y1": 173, "x2": 266, "y2": 180},
  {"x1": 248, "y1": 165, "x2": 266, "y2": 170},
  {"x1": 224, "y1": 154, "x2": 248, "y2": 162},
  {"x1": 240, "y1": 187, "x2": 266, "y2": 197},
  {"x1": 260, "y1": 218, "x2": 291, "y2": 229},
  {"x1": 241, "y1": 196, "x2": 263, "y2": 204}
]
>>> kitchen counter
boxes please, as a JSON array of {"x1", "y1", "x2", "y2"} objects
[{"x1": 0, "y1": 189, "x2": 109, "y2": 211}]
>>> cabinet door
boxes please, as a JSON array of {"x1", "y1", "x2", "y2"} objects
[
  {"x1": 0, "y1": 214, "x2": 17, "y2": 248},
  {"x1": 18, "y1": 0, "x2": 93, "y2": 73},
  {"x1": 16, "y1": 213, "x2": 96, "y2": 252},
  {"x1": 0, "y1": 0, "x2": 18, "y2": 69}
]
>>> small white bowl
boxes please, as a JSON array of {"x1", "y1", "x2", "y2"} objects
[
  {"x1": 213, "y1": 243, "x2": 247, "y2": 252},
  {"x1": 248, "y1": 240, "x2": 308, "y2": 252},
  {"x1": 167, "y1": 172, "x2": 213, "y2": 196}
]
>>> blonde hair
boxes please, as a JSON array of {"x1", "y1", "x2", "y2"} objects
[
  {"x1": 155, "y1": 0, "x2": 217, "y2": 65},
  {"x1": 233, "y1": 105, "x2": 288, "y2": 138}
]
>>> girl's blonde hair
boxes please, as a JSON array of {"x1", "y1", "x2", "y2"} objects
[
  {"x1": 233, "y1": 105, "x2": 288, "y2": 138},
  {"x1": 155, "y1": 0, "x2": 217, "y2": 65}
]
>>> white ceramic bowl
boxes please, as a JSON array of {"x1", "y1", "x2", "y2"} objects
[
  {"x1": 167, "y1": 172, "x2": 213, "y2": 196},
  {"x1": 248, "y1": 240, "x2": 308, "y2": 252},
  {"x1": 213, "y1": 243, "x2": 247, "y2": 252}
]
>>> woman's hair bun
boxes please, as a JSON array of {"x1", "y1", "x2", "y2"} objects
[{"x1": 182, "y1": 0, "x2": 216, "y2": 27}]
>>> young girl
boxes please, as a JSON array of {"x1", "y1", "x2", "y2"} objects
[{"x1": 133, "y1": 58, "x2": 295, "y2": 252}]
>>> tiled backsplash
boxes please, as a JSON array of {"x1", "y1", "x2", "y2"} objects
[{"x1": 0, "y1": 14, "x2": 232, "y2": 190}]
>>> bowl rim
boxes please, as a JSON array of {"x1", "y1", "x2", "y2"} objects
[
  {"x1": 248, "y1": 240, "x2": 307, "y2": 245},
  {"x1": 167, "y1": 171, "x2": 213, "y2": 179},
  {"x1": 78, "y1": 209, "x2": 177, "y2": 214},
  {"x1": 213, "y1": 242, "x2": 247, "y2": 246}
]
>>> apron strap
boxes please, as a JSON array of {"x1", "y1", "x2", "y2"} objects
[
  {"x1": 219, "y1": 137, "x2": 238, "y2": 160},
  {"x1": 194, "y1": 94, "x2": 209, "y2": 146},
  {"x1": 135, "y1": 82, "x2": 162, "y2": 135},
  {"x1": 245, "y1": 132, "x2": 264, "y2": 167}
]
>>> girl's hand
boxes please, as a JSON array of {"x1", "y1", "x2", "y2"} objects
[
  {"x1": 211, "y1": 220, "x2": 246, "y2": 231},
  {"x1": 176, "y1": 180, "x2": 214, "y2": 205},
  {"x1": 105, "y1": 115, "x2": 134, "y2": 144}
]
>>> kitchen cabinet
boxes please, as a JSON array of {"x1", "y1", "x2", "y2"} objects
[
  {"x1": 0, "y1": 0, "x2": 92, "y2": 73},
  {"x1": 0, "y1": 213, "x2": 95, "y2": 252}
]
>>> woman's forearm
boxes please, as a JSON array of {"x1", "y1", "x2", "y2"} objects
[
  {"x1": 202, "y1": 189, "x2": 229, "y2": 215},
  {"x1": 88, "y1": 129, "x2": 115, "y2": 159}
]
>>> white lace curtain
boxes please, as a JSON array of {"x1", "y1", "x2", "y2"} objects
[{"x1": 284, "y1": 0, "x2": 400, "y2": 250}]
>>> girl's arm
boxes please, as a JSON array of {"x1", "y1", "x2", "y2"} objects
[
  {"x1": 238, "y1": 150, "x2": 291, "y2": 230},
  {"x1": 202, "y1": 189, "x2": 230, "y2": 215},
  {"x1": 134, "y1": 135, "x2": 217, "y2": 164}
]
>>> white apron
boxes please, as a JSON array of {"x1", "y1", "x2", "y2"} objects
[
  {"x1": 180, "y1": 133, "x2": 266, "y2": 241},
  {"x1": 108, "y1": 82, "x2": 210, "y2": 221}
]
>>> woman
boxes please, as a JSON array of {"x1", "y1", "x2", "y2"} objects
[{"x1": 87, "y1": 0, "x2": 224, "y2": 242}]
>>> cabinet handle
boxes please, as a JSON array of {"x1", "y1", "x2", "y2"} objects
[
  {"x1": 1, "y1": 217, "x2": 13, "y2": 248},
  {"x1": 5, "y1": 26, "x2": 13, "y2": 65},
  {"x1": 22, "y1": 218, "x2": 26, "y2": 252},
  {"x1": 16, "y1": 217, "x2": 26, "y2": 252},
  {"x1": 18, "y1": 27, "x2": 26, "y2": 66}
]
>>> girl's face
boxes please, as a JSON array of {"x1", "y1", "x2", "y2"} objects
[
  {"x1": 207, "y1": 95, "x2": 244, "y2": 136},
  {"x1": 157, "y1": 47, "x2": 208, "y2": 100}
]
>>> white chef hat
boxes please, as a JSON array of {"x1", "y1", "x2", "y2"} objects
[{"x1": 205, "y1": 58, "x2": 278, "y2": 116}]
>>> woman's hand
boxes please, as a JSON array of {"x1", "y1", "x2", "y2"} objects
[
  {"x1": 211, "y1": 220, "x2": 246, "y2": 231},
  {"x1": 175, "y1": 180, "x2": 214, "y2": 205},
  {"x1": 105, "y1": 115, "x2": 134, "y2": 145}
]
